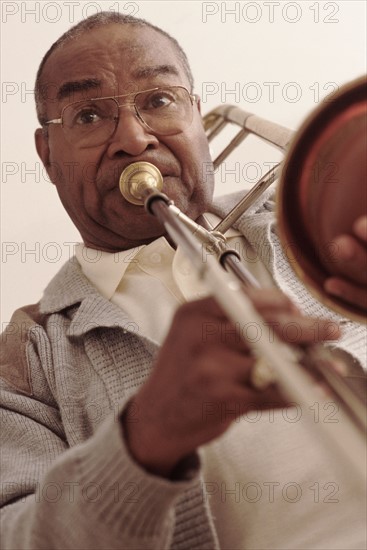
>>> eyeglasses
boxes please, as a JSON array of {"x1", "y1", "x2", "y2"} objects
[{"x1": 44, "y1": 86, "x2": 197, "y2": 148}]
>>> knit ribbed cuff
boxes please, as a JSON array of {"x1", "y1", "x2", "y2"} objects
[{"x1": 75, "y1": 410, "x2": 201, "y2": 542}]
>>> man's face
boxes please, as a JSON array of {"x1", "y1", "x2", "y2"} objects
[{"x1": 35, "y1": 24, "x2": 214, "y2": 252}]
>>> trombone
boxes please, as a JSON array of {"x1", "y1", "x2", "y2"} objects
[{"x1": 119, "y1": 76, "x2": 367, "y2": 485}]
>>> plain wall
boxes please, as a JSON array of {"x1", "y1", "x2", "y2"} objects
[{"x1": 1, "y1": 0, "x2": 366, "y2": 323}]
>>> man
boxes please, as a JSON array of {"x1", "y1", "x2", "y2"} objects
[{"x1": 1, "y1": 12, "x2": 366, "y2": 550}]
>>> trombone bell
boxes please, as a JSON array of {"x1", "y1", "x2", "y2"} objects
[
  {"x1": 204, "y1": 75, "x2": 367, "y2": 323},
  {"x1": 277, "y1": 76, "x2": 367, "y2": 322}
]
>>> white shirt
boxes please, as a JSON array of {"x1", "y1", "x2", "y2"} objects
[{"x1": 75, "y1": 213, "x2": 274, "y2": 345}]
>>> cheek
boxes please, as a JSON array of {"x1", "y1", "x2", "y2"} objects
[
  {"x1": 48, "y1": 141, "x2": 101, "y2": 195},
  {"x1": 48, "y1": 131, "x2": 97, "y2": 171},
  {"x1": 183, "y1": 127, "x2": 214, "y2": 190},
  {"x1": 48, "y1": 156, "x2": 86, "y2": 214}
]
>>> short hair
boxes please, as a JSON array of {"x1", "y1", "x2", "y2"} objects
[{"x1": 35, "y1": 12, "x2": 194, "y2": 124}]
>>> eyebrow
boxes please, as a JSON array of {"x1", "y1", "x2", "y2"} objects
[
  {"x1": 131, "y1": 64, "x2": 180, "y2": 80},
  {"x1": 56, "y1": 79, "x2": 102, "y2": 101},
  {"x1": 56, "y1": 65, "x2": 180, "y2": 101}
]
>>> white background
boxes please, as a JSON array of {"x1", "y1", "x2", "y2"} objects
[{"x1": 1, "y1": 0, "x2": 366, "y2": 323}]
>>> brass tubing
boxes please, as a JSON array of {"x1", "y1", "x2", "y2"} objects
[{"x1": 119, "y1": 161, "x2": 367, "y2": 488}]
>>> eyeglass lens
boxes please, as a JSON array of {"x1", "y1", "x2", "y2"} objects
[{"x1": 62, "y1": 87, "x2": 193, "y2": 146}]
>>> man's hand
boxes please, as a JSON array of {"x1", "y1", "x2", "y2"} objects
[
  {"x1": 123, "y1": 289, "x2": 340, "y2": 478},
  {"x1": 324, "y1": 215, "x2": 367, "y2": 310}
]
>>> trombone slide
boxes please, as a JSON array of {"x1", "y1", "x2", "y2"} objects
[{"x1": 119, "y1": 162, "x2": 367, "y2": 487}]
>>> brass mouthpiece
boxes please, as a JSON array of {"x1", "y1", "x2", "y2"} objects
[{"x1": 119, "y1": 162, "x2": 163, "y2": 205}]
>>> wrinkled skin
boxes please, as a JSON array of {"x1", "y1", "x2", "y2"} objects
[
  {"x1": 35, "y1": 24, "x2": 214, "y2": 252},
  {"x1": 34, "y1": 23, "x2": 365, "y2": 476}
]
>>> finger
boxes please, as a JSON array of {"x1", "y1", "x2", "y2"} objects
[
  {"x1": 178, "y1": 296, "x2": 226, "y2": 320},
  {"x1": 262, "y1": 312, "x2": 341, "y2": 344},
  {"x1": 246, "y1": 287, "x2": 300, "y2": 314},
  {"x1": 330, "y1": 234, "x2": 367, "y2": 285},
  {"x1": 199, "y1": 318, "x2": 250, "y2": 349},
  {"x1": 197, "y1": 348, "x2": 256, "y2": 389},
  {"x1": 353, "y1": 215, "x2": 367, "y2": 242},
  {"x1": 324, "y1": 277, "x2": 367, "y2": 311},
  {"x1": 229, "y1": 383, "x2": 288, "y2": 411},
  {"x1": 170, "y1": 297, "x2": 229, "y2": 349}
]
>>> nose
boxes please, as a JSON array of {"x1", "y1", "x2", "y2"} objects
[{"x1": 105, "y1": 105, "x2": 159, "y2": 158}]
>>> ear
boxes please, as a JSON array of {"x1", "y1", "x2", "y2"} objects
[{"x1": 35, "y1": 128, "x2": 55, "y2": 184}]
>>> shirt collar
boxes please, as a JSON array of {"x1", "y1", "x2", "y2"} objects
[
  {"x1": 75, "y1": 237, "x2": 174, "y2": 301},
  {"x1": 74, "y1": 213, "x2": 242, "y2": 300},
  {"x1": 38, "y1": 196, "x2": 270, "y2": 316}
]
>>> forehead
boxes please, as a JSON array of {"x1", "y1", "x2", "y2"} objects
[{"x1": 41, "y1": 24, "x2": 189, "y2": 102}]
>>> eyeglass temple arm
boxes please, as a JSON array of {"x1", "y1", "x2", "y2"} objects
[{"x1": 44, "y1": 118, "x2": 62, "y2": 125}]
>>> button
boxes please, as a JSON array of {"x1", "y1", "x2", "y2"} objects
[
  {"x1": 179, "y1": 264, "x2": 191, "y2": 276},
  {"x1": 150, "y1": 252, "x2": 162, "y2": 264}
]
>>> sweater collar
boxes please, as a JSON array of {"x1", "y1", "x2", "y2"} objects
[{"x1": 39, "y1": 260, "x2": 136, "y2": 337}]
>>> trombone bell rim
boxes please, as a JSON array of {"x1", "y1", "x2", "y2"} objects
[{"x1": 277, "y1": 75, "x2": 367, "y2": 323}]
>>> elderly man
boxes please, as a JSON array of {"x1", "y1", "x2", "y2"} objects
[{"x1": 1, "y1": 12, "x2": 366, "y2": 550}]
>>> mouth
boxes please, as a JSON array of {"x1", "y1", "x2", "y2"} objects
[
  {"x1": 119, "y1": 162, "x2": 164, "y2": 204},
  {"x1": 103, "y1": 160, "x2": 179, "y2": 191}
]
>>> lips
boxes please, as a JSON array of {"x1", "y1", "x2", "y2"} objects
[{"x1": 98, "y1": 158, "x2": 180, "y2": 192}]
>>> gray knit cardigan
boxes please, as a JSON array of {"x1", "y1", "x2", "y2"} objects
[{"x1": 1, "y1": 192, "x2": 366, "y2": 549}]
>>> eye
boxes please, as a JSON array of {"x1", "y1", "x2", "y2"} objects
[
  {"x1": 142, "y1": 90, "x2": 177, "y2": 110},
  {"x1": 66, "y1": 100, "x2": 115, "y2": 127},
  {"x1": 74, "y1": 107, "x2": 103, "y2": 125}
]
